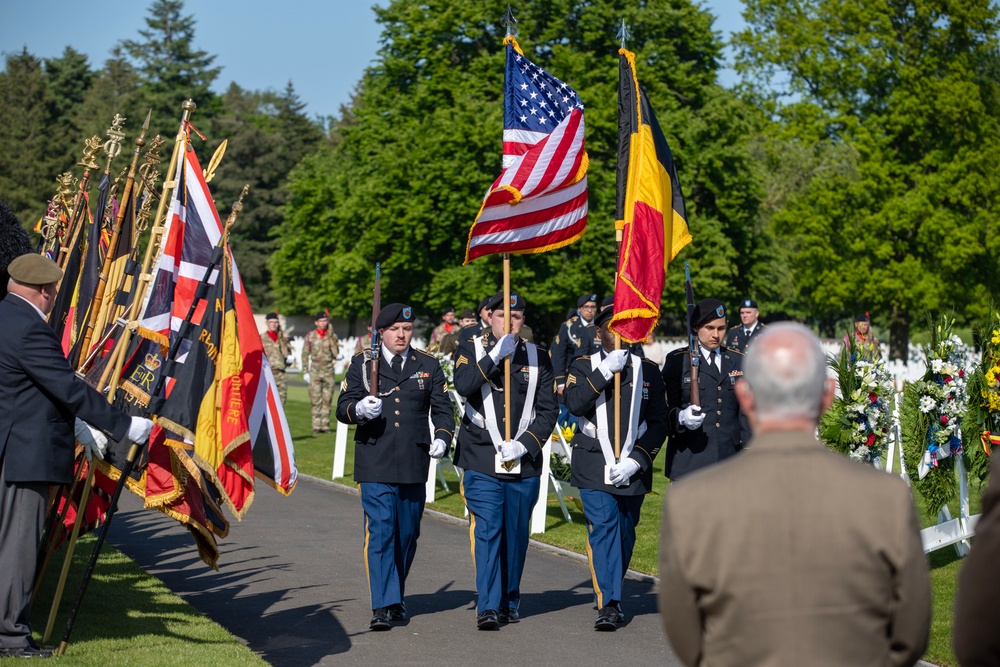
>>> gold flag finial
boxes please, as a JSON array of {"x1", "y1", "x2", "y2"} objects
[
  {"x1": 79, "y1": 135, "x2": 102, "y2": 170},
  {"x1": 103, "y1": 113, "x2": 127, "y2": 172}
]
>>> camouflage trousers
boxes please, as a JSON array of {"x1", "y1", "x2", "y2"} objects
[
  {"x1": 273, "y1": 370, "x2": 288, "y2": 405},
  {"x1": 309, "y1": 369, "x2": 336, "y2": 431}
]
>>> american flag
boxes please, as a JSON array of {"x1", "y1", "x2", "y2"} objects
[
  {"x1": 139, "y1": 141, "x2": 297, "y2": 496},
  {"x1": 464, "y1": 37, "x2": 589, "y2": 263}
]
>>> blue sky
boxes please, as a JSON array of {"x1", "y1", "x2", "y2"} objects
[{"x1": 1, "y1": 0, "x2": 747, "y2": 121}]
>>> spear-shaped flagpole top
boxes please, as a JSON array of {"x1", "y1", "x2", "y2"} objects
[
  {"x1": 617, "y1": 18, "x2": 631, "y2": 50},
  {"x1": 503, "y1": 4, "x2": 517, "y2": 37}
]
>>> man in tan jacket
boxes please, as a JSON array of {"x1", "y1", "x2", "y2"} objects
[{"x1": 659, "y1": 322, "x2": 931, "y2": 667}]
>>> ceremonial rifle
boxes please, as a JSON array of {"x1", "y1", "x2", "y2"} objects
[
  {"x1": 369, "y1": 263, "x2": 381, "y2": 397},
  {"x1": 684, "y1": 262, "x2": 701, "y2": 410}
]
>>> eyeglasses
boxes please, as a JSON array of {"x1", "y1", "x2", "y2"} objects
[{"x1": 580, "y1": 304, "x2": 597, "y2": 310}]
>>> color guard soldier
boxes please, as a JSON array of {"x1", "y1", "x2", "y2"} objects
[
  {"x1": 335, "y1": 303, "x2": 454, "y2": 631},
  {"x1": 662, "y1": 298, "x2": 751, "y2": 480},
  {"x1": 261, "y1": 312, "x2": 294, "y2": 404},
  {"x1": 452, "y1": 291, "x2": 558, "y2": 630},
  {"x1": 724, "y1": 298, "x2": 766, "y2": 353},
  {"x1": 578, "y1": 296, "x2": 645, "y2": 359},
  {"x1": 564, "y1": 307, "x2": 668, "y2": 631},
  {"x1": 551, "y1": 293, "x2": 599, "y2": 426},
  {"x1": 302, "y1": 311, "x2": 339, "y2": 433}
]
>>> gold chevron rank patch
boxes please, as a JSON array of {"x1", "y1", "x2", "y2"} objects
[
  {"x1": 455, "y1": 354, "x2": 469, "y2": 368},
  {"x1": 566, "y1": 374, "x2": 577, "y2": 386}
]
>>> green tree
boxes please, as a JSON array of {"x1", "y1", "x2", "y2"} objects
[
  {"x1": 274, "y1": 0, "x2": 764, "y2": 340},
  {"x1": 210, "y1": 82, "x2": 324, "y2": 308},
  {"x1": 44, "y1": 47, "x2": 94, "y2": 169},
  {"x1": 0, "y1": 49, "x2": 60, "y2": 227},
  {"x1": 122, "y1": 0, "x2": 221, "y2": 138},
  {"x1": 734, "y1": 0, "x2": 1000, "y2": 357},
  {"x1": 72, "y1": 47, "x2": 143, "y2": 144}
]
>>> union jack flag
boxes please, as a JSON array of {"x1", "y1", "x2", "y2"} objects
[
  {"x1": 464, "y1": 37, "x2": 589, "y2": 263},
  {"x1": 139, "y1": 140, "x2": 297, "y2": 496}
]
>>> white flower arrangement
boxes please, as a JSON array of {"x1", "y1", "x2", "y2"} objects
[{"x1": 821, "y1": 347, "x2": 896, "y2": 465}]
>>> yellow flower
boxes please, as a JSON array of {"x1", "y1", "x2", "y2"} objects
[{"x1": 992, "y1": 329, "x2": 1000, "y2": 345}]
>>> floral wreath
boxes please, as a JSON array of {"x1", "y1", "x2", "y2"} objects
[
  {"x1": 964, "y1": 311, "x2": 1000, "y2": 481},
  {"x1": 901, "y1": 317, "x2": 970, "y2": 513},
  {"x1": 821, "y1": 338, "x2": 895, "y2": 465}
]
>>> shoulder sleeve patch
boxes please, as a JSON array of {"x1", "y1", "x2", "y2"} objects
[{"x1": 455, "y1": 354, "x2": 468, "y2": 368}]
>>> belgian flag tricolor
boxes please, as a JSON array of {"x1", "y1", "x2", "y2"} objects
[{"x1": 610, "y1": 48, "x2": 691, "y2": 344}]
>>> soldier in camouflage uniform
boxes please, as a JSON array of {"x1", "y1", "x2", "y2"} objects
[
  {"x1": 302, "y1": 311, "x2": 340, "y2": 433},
  {"x1": 428, "y1": 307, "x2": 457, "y2": 352},
  {"x1": 261, "y1": 312, "x2": 294, "y2": 405}
]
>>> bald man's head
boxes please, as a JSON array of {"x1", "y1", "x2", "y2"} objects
[{"x1": 740, "y1": 322, "x2": 831, "y2": 422}]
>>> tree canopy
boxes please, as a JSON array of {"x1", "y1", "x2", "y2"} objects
[{"x1": 273, "y1": 0, "x2": 765, "y2": 339}]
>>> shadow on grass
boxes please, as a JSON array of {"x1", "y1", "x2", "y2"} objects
[{"x1": 105, "y1": 507, "x2": 352, "y2": 666}]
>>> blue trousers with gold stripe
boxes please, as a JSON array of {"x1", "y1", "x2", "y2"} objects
[
  {"x1": 579, "y1": 488, "x2": 644, "y2": 608},
  {"x1": 359, "y1": 482, "x2": 425, "y2": 610},
  {"x1": 461, "y1": 470, "x2": 540, "y2": 614}
]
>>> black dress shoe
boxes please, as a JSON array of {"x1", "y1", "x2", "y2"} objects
[
  {"x1": 387, "y1": 602, "x2": 407, "y2": 621},
  {"x1": 0, "y1": 643, "x2": 53, "y2": 658},
  {"x1": 612, "y1": 602, "x2": 625, "y2": 624},
  {"x1": 594, "y1": 605, "x2": 618, "y2": 631},
  {"x1": 370, "y1": 608, "x2": 391, "y2": 631},
  {"x1": 498, "y1": 606, "x2": 520, "y2": 623},
  {"x1": 476, "y1": 609, "x2": 500, "y2": 630}
]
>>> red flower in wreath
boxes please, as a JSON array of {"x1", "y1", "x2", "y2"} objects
[
  {"x1": 941, "y1": 415, "x2": 950, "y2": 425},
  {"x1": 868, "y1": 392, "x2": 878, "y2": 404},
  {"x1": 958, "y1": 369, "x2": 965, "y2": 378},
  {"x1": 944, "y1": 375, "x2": 953, "y2": 384},
  {"x1": 866, "y1": 432, "x2": 876, "y2": 446}
]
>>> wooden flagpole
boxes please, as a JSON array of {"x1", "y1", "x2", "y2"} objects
[{"x1": 503, "y1": 253, "x2": 512, "y2": 444}]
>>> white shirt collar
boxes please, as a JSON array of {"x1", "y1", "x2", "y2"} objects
[
  {"x1": 10, "y1": 293, "x2": 47, "y2": 321},
  {"x1": 382, "y1": 343, "x2": 409, "y2": 365}
]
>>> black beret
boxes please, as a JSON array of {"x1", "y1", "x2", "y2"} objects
[
  {"x1": 265, "y1": 311, "x2": 279, "y2": 320},
  {"x1": 601, "y1": 295, "x2": 614, "y2": 309},
  {"x1": 577, "y1": 293, "x2": 599, "y2": 308},
  {"x1": 314, "y1": 311, "x2": 329, "y2": 321},
  {"x1": 441, "y1": 306, "x2": 455, "y2": 315},
  {"x1": 739, "y1": 299, "x2": 758, "y2": 309},
  {"x1": 691, "y1": 298, "x2": 726, "y2": 329},
  {"x1": 478, "y1": 296, "x2": 492, "y2": 313},
  {"x1": 854, "y1": 312, "x2": 870, "y2": 322},
  {"x1": 485, "y1": 291, "x2": 526, "y2": 312},
  {"x1": 376, "y1": 303, "x2": 415, "y2": 329},
  {"x1": 458, "y1": 308, "x2": 476, "y2": 319},
  {"x1": 594, "y1": 307, "x2": 614, "y2": 330}
]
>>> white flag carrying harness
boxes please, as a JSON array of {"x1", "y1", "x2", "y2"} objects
[
  {"x1": 467, "y1": 335, "x2": 540, "y2": 474},
  {"x1": 577, "y1": 351, "x2": 646, "y2": 468}
]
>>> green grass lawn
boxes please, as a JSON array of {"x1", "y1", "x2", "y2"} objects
[
  {"x1": 287, "y1": 382, "x2": 976, "y2": 666},
  {"x1": 31, "y1": 535, "x2": 266, "y2": 666}
]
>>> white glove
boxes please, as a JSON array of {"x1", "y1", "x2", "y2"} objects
[
  {"x1": 127, "y1": 416, "x2": 154, "y2": 444},
  {"x1": 285, "y1": 354, "x2": 295, "y2": 365},
  {"x1": 488, "y1": 334, "x2": 517, "y2": 365},
  {"x1": 75, "y1": 418, "x2": 108, "y2": 461},
  {"x1": 499, "y1": 440, "x2": 528, "y2": 462},
  {"x1": 678, "y1": 405, "x2": 706, "y2": 430},
  {"x1": 597, "y1": 349, "x2": 629, "y2": 380},
  {"x1": 429, "y1": 438, "x2": 448, "y2": 459},
  {"x1": 303, "y1": 372, "x2": 311, "y2": 384},
  {"x1": 356, "y1": 396, "x2": 383, "y2": 420},
  {"x1": 609, "y1": 458, "x2": 640, "y2": 487},
  {"x1": 336, "y1": 354, "x2": 344, "y2": 361}
]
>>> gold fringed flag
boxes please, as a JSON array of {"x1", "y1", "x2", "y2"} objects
[
  {"x1": 464, "y1": 36, "x2": 589, "y2": 262},
  {"x1": 610, "y1": 48, "x2": 691, "y2": 344}
]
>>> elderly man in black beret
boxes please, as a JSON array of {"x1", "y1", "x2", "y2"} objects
[
  {"x1": 452, "y1": 291, "x2": 558, "y2": 630},
  {"x1": 0, "y1": 254, "x2": 154, "y2": 657},
  {"x1": 335, "y1": 303, "x2": 454, "y2": 631},
  {"x1": 564, "y1": 307, "x2": 668, "y2": 630},
  {"x1": 661, "y1": 298, "x2": 751, "y2": 480}
]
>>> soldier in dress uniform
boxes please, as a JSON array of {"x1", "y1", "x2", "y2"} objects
[
  {"x1": 261, "y1": 312, "x2": 294, "y2": 404},
  {"x1": 578, "y1": 296, "x2": 645, "y2": 359},
  {"x1": 452, "y1": 291, "x2": 558, "y2": 630},
  {"x1": 551, "y1": 293, "x2": 599, "y2": 426},
  {"x1": 335, "y1": 303, "x2": 454, "y2": 631},
  {"x1": 661, "y1": 298, "x2": 751, "y2": 480},
  {"x1": 302, "y1": 311, "x2": 340, "y2": 433},
  {"x1": 428, "y1": 306, "x2": 456, "y2": 352},
  {"x1": 724, "y1": 298, "x2": 766, "y2": 353},
  {"x1": 564, "y1": 307, "x2": 668, "y2": 631}
]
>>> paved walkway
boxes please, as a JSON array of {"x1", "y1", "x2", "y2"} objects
[{"x1": 108, "y1": 475, "x2": 682, "y2": 667}]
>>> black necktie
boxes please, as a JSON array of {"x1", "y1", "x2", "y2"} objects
[
  {"x1": 745, "y1": 328, "x2": 751, "y2": 336},
  {"x1": 708, "y1": 350, "x2": 717, "y2": 370},
  {"x1": 391, "y1": 355, "x2": 402, "y2": 376}
]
